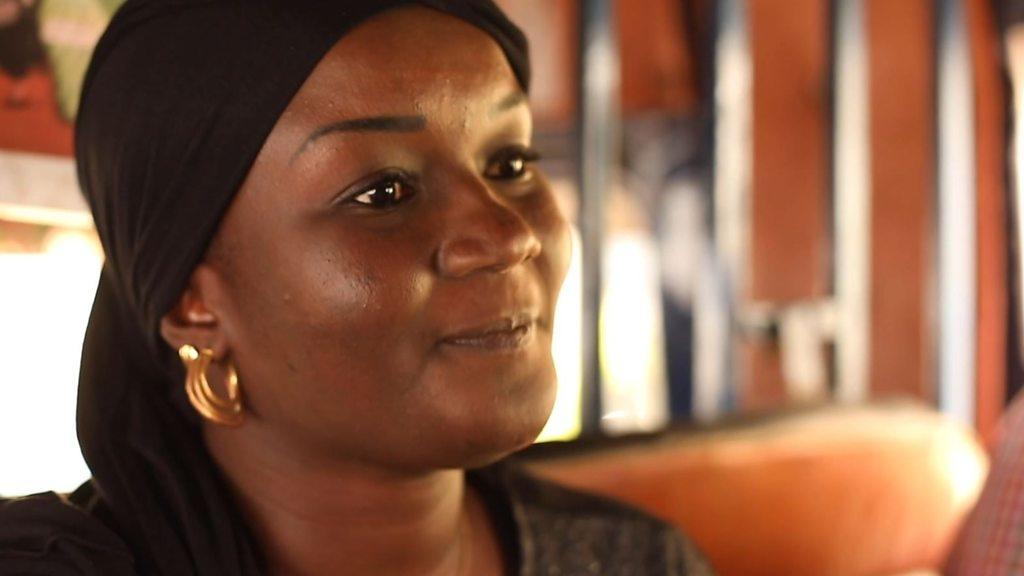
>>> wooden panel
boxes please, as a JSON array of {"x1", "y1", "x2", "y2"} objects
[
  {"x1": 866, "y1": 0, "x2": 935, "y2": 402},
  {"x1": 495, "y1": 0, "x2": 578, "y2": 127},
  {"x1": 742, "y1": 343, "x2": 788, "y2": 410},
  {"x1": 749, "y1": 0, "x2": 830, "y2": 302},
  {"x1": 966, "y1": 0, "x2": 1008, "y2": 443},
  {"x1": 618, "y1": 0, "x2": 698, "y2": 114},
  {"x1": 500, "y1": 0, "x2": 710, "y2": 126},
  {"x1": 745, "y1": 0, "x2": 830, "y2": 409}
]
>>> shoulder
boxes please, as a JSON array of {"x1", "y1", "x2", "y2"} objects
[
  {"x1": 480, "y1": 461, "x2": 714, "y2": 576},
  {"x1": 0, "y1": 482, "x2": 136, "y2": 576},
  {"x1": 947, "y1": 392, "x2": 1024, "y2": 573}
]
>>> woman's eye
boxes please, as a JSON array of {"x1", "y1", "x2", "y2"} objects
[
  {"x1": 484, "y1": 147, "x2": 541, "y2": 181},
  {"x1": 351, "y1": 177, "x2": 414, "y2": 208}
]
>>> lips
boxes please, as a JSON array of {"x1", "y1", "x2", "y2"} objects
[{"x1": 440, "y1": 311, "x2": 538, "y2": 351}]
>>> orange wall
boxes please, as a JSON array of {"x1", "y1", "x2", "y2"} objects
[
  {"x1": 967, "y1": 0, "x2": 1008, "y2": 442},
  {"x1": 745, "y1": 0, "x2": 831, "y2": 408},
  {"x1": 867, "y1": 0, "x2": 935, "y2": 403}
]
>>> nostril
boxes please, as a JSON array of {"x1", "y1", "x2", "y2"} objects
[
  {"x1": 433, "y1": 176, "x2": 541, "y2": 278},
  {"x1": 527, "y1": 234, "x2": 542, "y2": 258},
  {"x1": 518, "y1": 233, "x2": 542, "y2": 264},
  {"x1": 435, "y1": 237, "x2": 483, "y2": 278},
  {"x1": 435, "y1": 223, "x2": 541, "y2": 278}
]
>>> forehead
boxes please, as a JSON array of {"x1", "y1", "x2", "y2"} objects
[{"x1": 283, "y1": 7, "x2": 521, "y2": 126}]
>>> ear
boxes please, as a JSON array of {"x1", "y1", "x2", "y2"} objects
[{"x1": 159, "y1": 264, "x2": 231, "y2": 359}]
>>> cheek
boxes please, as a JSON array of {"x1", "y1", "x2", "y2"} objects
[
  {"x1": 305, "y1": 249, "x2": 425, "y2": 340},
  {"x1": 530, "y1": 191, "x2": 573, "y2": 301},
  {"x1": 216, "y1": 191, "x2": 570, "y2": 467},
  {"x1": 225, "y1": 228, "x2": 434, "y2": 428}
]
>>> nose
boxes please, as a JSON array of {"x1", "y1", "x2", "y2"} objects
[{"x1": 434, "y1": 177, "x2": 542, "y2": 279}]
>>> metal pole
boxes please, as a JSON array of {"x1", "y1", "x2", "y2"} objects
[
  {"x1": 577, "y1": 0, "x2": 620, "y2": 434},
  {"x1": 696, "y1": 0, "x2": 751, "y2": 420},
  {"x1": 1005, "y1": 26, "x2": 1024, "y2": 401},
  {"x1": 833, "y1": 0, "x2": 872, "y2": 402},
  {"x1": 936, "y1": 0, "x2": 977, "y2": 426}
]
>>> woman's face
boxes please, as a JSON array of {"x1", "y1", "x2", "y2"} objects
[{"x1": 188, "y1": 7, "x2": 571, "y2": 471}]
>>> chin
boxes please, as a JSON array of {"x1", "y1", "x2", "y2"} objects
[
  {"x1": 450, "y1": 367, "x2": 558, "y2": 469},
  {"x1": 460, "y1": 414, "x2": 550, "y2": 469}
]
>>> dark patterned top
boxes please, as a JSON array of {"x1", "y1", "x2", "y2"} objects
[
  {"x1": 945, "y1": 392, "x2": 1024, "y2": 575},
  {"x1": 0, "y1": 461, "x2": 714, "y2": 575},
  {"x1": 472, "y1": 462, "x2": 714, "y2": 576}
]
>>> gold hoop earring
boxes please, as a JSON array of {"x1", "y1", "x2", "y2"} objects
[{"x1": 178, "y1": 344, "x2": 244, "y2": 427}]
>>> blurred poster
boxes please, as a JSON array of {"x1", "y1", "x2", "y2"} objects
[
  {"x1": 1, "y1": 0, "x2": 124, "y2": 155},
  {"x1": 0, "y1": 0, "x2": 121, "y2": 223}
]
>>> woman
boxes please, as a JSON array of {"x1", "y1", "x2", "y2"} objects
[
  {"x1": 945, "y1": 390, "x2": 1024, "y2": 575},
  {"x1": 0, "y1": 1, "x2": 713, "y2": 574}
]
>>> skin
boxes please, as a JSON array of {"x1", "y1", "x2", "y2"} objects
[
  {"x1": 0, "y1": 1, "x2": 33, "y2": 28},
  {"x1": 158, "y1": 7, "x2": 571, "y2": 576}
]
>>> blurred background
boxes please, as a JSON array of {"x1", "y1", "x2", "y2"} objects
[{"x1": 1, "y1": 0, "x2": 1022, "y2": 573}]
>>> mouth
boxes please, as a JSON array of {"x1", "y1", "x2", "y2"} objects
[{"x1": 440, "y1": 311, "x2": 538, "y2": 352}]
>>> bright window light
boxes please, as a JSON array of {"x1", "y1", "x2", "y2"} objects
[{"x1": 0, "y1": 229, "x2": 100, "y2": 497}]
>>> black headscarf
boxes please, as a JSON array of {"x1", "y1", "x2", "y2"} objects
[{"x1": 0, "y1": 2, "x2": 529, "y2": 574}]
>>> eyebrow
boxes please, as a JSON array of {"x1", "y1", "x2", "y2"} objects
[
  {"x1": 293, "y1": 115, "x2": 427, "y2": 161},
  {"x1": 491, "y1": 91, "x2": 527, "y2": 115},
  {"x1": 292, "y1": 92, "x2": 528, "y2": 162}
]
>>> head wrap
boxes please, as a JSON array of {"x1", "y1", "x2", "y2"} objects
[{"x1": 69, "y1": 1, "x2": 529, "y2": 573}]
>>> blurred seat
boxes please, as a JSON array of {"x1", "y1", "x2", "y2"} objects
[{"x1": 517, "y1": 401, "x2": 987, "y2": 576}]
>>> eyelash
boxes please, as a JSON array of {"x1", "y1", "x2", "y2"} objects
[
  {"x1": 483, "y1": 146, "x2": 542, "y2": 181},
  {"x1": 350, "y1": 173, "x2": 414, "y2": 208},
  {"x1": 347, "y1": 146, "x2": 542, "y2": 209}
]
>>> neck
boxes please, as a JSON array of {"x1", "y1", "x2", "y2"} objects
[{"x1": 204, "y1": 423, "x2": 488, "y2": 576}]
